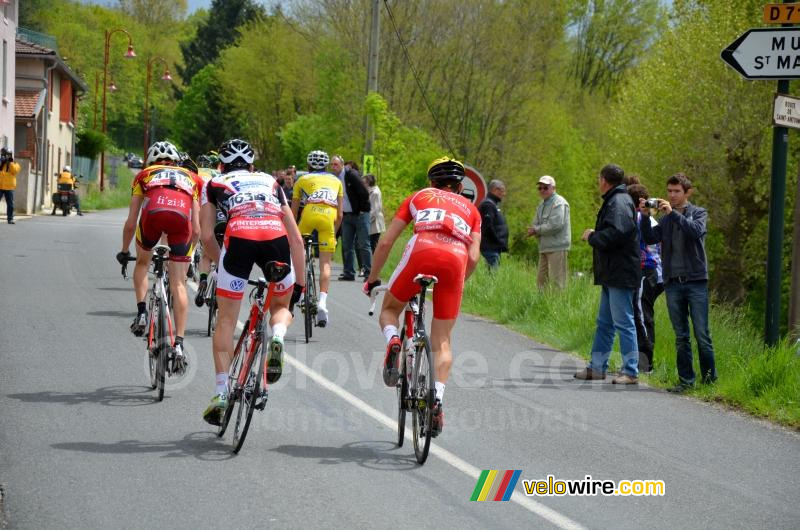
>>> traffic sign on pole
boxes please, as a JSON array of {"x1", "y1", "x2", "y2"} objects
[
  {"x1": 773, "y1": 93, "x2": 800, "y2": 129},
  {"x1": 721, "y1": 27, "x2": 800, "y2": 79}
]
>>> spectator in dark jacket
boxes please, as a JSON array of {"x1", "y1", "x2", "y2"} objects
[
  {"x1": 331, "y1": 155, "x2": 371, "y2": 280},
  {"x1": 640, "y1": 172, "x2": 717, "y2": 392},
  {"x1": 575, "y1": 164, "x2": 641, "y2": 384},
  {"x1": 478, "y1": 179, "x2": 509, "y2": 269}
]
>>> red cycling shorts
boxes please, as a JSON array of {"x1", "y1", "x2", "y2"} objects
[
  {"x1": 136, "y1": 207, "x2": 193, "y2": 262},
  {"x1": 387, "y1": 232, "x2": 468, "y2": 320}
]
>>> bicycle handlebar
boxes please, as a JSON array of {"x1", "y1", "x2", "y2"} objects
[
  {"x1": 120, "y1": 256, "x2": 137, "y2": 280},
  {"x1": 368, "y1": 285, "x2": 389, "y2": 316}
]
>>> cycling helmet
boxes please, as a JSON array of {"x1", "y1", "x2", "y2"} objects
[
  {"x1": 179, "y1": 152, "x2": 198, "y2": 173},
  {"x1": 146, "y1": 141, "x2": 180, "y2": 165},
  {"x1": 427, "y1": 156, "x2": 465, "y2": 182},
  {"x1": 307, "y1": 150, "x2": 329, "y2": 171},
  {"x1": 196, "y1": 154, "x2": 212, "y2": 168},
  {"x1": 218, "y1": 139, "x2": 255, "y2": 167},
  {"x1": 206, "y1": 151, "x2": 220, "y2": 166},
  {"x1": 63, "y1": 165, "x2": 71, "y2": 173}
]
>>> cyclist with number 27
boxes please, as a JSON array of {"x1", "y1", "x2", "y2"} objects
[
  {"x1": 291, "y1": 150, "x2": 343, "y2": 327},
  {"x1": 200, "y1": 139, "x2": 305, "y2": 426},
  {"x1": 364, "y1": 157, "x2": 482, "y2": 436},
  {"x1": 116, "y1": 141, "x2": 203, "y2": 372}
]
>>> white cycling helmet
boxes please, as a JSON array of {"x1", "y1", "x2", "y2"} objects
[
  {"x1": 146, "y1": 141, "x2": 180, "y2": 166},
  {"x1": 307, "y1": 150, "x2": 329, "y2": 171},
  {"x1": 63, "y1": 165, "x2": 71, "y2": 173},
  {"x1": 218, "y1": 138, "x2": 255, "y2": 168}
]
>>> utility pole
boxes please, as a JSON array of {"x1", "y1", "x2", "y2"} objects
[
  {"x1": 789, "y1": 166, "x2": 800, "y2": 342},
  {"x1": 364, "y1": 0, "x2": 380, "y2": 155}
]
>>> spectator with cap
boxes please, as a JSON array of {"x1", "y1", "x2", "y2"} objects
[
  {"x1": 478, "y1": 179, "x2": 509, "y2": 269},
  {"x1": 0, "y1": 148, "x2": 20, "y2": 224},
  {"x1": 527, "y1": 175, "x2": 571, "y2": 289}
]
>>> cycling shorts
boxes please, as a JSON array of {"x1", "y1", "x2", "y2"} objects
[
  {"x1": 297, "y1": 204, "x2": 336, "y2": 253},
  {"x1": 387, "y1": 233, "x2": 468, "y2": 320},
  {"x1": 216, "y1": 235, "x2": 294, "y2": 300},
  {"x1": 136, "y1": 209, "x2": 193, "y2": 262}
]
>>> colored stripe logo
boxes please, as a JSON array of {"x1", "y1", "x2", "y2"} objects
[{"x1": 470, "y1": 470, "x2": 522, "y2": 501}]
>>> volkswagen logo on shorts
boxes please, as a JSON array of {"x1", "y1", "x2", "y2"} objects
[{"x1": 230, "y1": 279, "x2": 245, "y2": 291}]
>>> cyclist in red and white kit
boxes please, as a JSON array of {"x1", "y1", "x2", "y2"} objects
[
  {"x1": 365, "y1": 157, "x2": 481, "y2": 436},
  {"x1": 199, "y1": 139, "x2": 305, "y2": 425},
  {"x1": 117, "y1": 140, "x2": 203, "y2": 372}
]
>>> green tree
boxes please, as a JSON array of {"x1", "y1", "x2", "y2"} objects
[
  {"x1": 117, "y1": 0, "x2": 187, "y2": 25},
  {"x1": 177, "y1": 0, "x2": 266, "y2": 84},
  {"x1": 172, "y1": 64, "x2": 241, "y2": 155}
]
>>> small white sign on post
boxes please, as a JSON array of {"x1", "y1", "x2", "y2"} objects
[{"x1": 773, "y1": 93, "x2": 800, "y2": 129}]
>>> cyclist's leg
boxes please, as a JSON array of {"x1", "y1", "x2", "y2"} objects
[
  {"x1": 429, "y1": 318, "x2": 457, "y2": 383},
  {"x1": 212, "y1": 238, "x2": 254, "y2": 374},
  {"x1": 133, "y1": 216, "x2": 157, "y2": 303},
  {"x1": 167, "y1": 259, "x2": 190, "y2": 337},
  {"x1": 164, "y1": 213, "x2": 194, "y2": 339},
  {"x1": 315, "y1": 214, "x2": 336, "y2": 319}
]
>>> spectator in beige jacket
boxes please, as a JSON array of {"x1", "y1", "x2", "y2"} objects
[{"x1": 527, "y1": 175, "x2": 571, "y2": 289}]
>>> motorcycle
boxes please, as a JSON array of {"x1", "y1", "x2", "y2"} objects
[{"x1": 51, "y1": 175, "x2": 81, "y2": 216}]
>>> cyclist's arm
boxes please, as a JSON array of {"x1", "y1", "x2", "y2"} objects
[
  {"x1": 191, "y1": 199, "x2": 201, "y2": 246},
  {"x1": 334, "y1": 196, "x2": 343, "y2": 234},
  {"x1": 281, "y1": 205, "x2": 306, "y2": 288},
  {"x1": 465, "y1": 230, "x2": 481, "y2": 280},
  {"x1": 121, "y1": 195, "x2": 144, "y2": 252},
  {"x1": 366, "y1": 217, "x2": 407, "y2": 284},
  {"x1": 200, "y1": 202, "x2": 220, "y2": 264},
  {"x1": 291, "y1": 198, "x2": 300, "y2": 221}
]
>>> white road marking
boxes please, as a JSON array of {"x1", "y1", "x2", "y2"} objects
[{"x1": 186, "y1": 279, "x2": 585, "y2": 529}]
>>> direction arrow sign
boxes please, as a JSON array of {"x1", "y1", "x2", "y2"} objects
[{"x1": 721, "y1": 28, "x2": 800, "y2": 80}]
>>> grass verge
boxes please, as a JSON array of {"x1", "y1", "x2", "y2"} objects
[
  {"x1": 459, "y1": 257, "x2": 800, "y2": 429},
  {"x1": 81, "y1": 169, "x2": 134, "y2": 211}
]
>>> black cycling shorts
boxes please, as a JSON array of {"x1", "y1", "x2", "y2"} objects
[{"x1": 216, "y1": 236, "x2": 294, "y2": 300}]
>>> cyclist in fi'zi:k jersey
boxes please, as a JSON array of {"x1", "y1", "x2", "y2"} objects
[
  {"x1": 116, "y1": 140, "x2": 203, "y2": 373},
  {"x1": 199, "y1": 139, "x2": 305, "y2": 426},
  {"x1": 364, "y1": 156, "x2": 482, "y2": 436}
]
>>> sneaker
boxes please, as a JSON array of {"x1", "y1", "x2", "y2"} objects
[
  {"x1": 130, "y1": 311, "x2": 147, "y2": 337},
  {"x1": 338, "y1": 274, "x2": 355, "y2": 281},
  {"x1": 194, "y1": 279, "x2": 207, "y2": 307},
  {"x1": 254, "y1": 389, "x2": 268, "y2": 411},
  {"x1": 612, "y1": 373, "x2": 639, "y2": 385},
  {"x1": 266, "y1": 335, "x2": 284, "y2": 384},
  {"x1": 667, "y1": 383, "x2": 693, "y2": 394},
  {"x1": 77, "y1": 212, "x2": 84, "y2": 216},
  {"x1": 383, "y1": 336, "x2": 402, "y2": 387},
  {"x1": 317, "y1": 302, "x2": 328, "y2": 328},
  {"x1": 574, "y1": 367, "x2": 605, "y2": 380},
  {"x1": 7, "y1": 220, "x2": 14, "y2": 224},
  {"x1": 431, "y1": 399, "x2": 444, "y2": 437},
  {"x1": 202, "y1": 393, "x2": 227, "y2": 426},
  {"x1": 171, "y1": 343, "x2": 188, "y2": 376},
  {"x1": 358, "y1": 268, "x2": 368, "y2": 278}
]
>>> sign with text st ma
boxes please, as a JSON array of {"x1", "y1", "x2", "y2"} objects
[{"x1": 721, "y1": 28, "x2": 800, "y2": 80}]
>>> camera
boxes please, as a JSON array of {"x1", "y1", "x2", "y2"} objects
[{"x1": 644, "y1": 198, "x2": 661, "y2": 209}]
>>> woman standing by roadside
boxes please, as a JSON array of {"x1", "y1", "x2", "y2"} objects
[{"x1": 364, "y1": 174, "x2": 385, "y2": 254}]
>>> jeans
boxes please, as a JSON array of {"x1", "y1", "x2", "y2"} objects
[
  {"x1": 0, "y1": 189, "x2": 14, "y2": 221},
  {"x1": 481, "y1": 250, "x2": 500, "y2": 270},
  {"x1": 369, "y1": 233, "x2": 381, "y2": 255},
  {"x1": 341, "y1": 212, "x2": 371, "y2": 277},
  {"x1": 589, "y1": 286, "x2": 639, "y2": 376},
  {"x1": 665, "y1": 280, "x2": 717, "y2": 385}
]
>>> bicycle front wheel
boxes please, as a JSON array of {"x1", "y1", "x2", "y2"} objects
[
  {"x1": 397, "y1": 328, "x2": 408, "y2": 447},
  {"x1": 412, "y1": 336, "x2": 434, "y2": 464},
  {"x1": 232, "y1": 326, "x2": 265, "y2": 453},
  {"x1": 219, "y1": 319, "x2": 249, "y2": 438},
  {"x1": 154, "y1": 296, "x2": 168, "y2": 402},
  {"x1": 207, "y1": 293, "x2": 217, "y2": 337},
  {"x1": 304, "y1": 264, "x2": 315, "y2": 343}
]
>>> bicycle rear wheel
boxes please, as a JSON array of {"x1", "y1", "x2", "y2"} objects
[
  {"x1": 218, "y1": 319, "x2": 249, "y2": 438},
  {"x1": 396, "y1": 329, "x2": 408, "y2": 447},
  {"x1": 412, "y1": 335, "x2": 434, "y2": 464},
  {"x1": 207, "y1": 292, "x2": 217, "y2": 337},
  {"x1": 303, "y1": 263, "x2": 315, "y2": 343},
  {"x1": 232, "y1": 322, "x2": 265, "y2": 453},
  {"x1": 147, "y1": 295, "x2": 158, "y2": 389},
  {"x1": 154, "y1": 296, "x2": 168, "y2": 402}
]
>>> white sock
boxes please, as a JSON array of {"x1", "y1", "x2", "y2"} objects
[
  {"x1": 272, "y1": 323, "x2": 287, "y2": 340},
  {"x1": 435, "y1": 382, "x2": 445, "y2": 402},
  {"x1": 383, "y1": 325, "x2": 399, "y2": 343},
  {"x1": 319, "y1": 291, "x2": 327, "y2": 306},
  {"x1": 215, "y1": 372, "x2": 228, "y2": 396}
]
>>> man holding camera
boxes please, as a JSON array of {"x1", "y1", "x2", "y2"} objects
[
  {"x1": 0, "y1": 148, "x2": 21, "y2": 224},
  {"x1": 640, "y1": 173, "x2": 717, "y2": 392}
]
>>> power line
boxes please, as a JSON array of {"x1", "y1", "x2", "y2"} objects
[{"x1": 382, "y1": 0, "x2": 456, "y2": 156}]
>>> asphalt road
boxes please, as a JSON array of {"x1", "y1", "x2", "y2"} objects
[{"x1": 1, "y1": 210, "x2": 798, "y2": 529}]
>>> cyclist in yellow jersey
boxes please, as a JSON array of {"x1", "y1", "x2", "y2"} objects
[
  {"x1": 291, "y1": 150, "x2": 343, "y2": 327},
  {"x1": 193, "y1": 153, "x2": 223, "y2": 304}
]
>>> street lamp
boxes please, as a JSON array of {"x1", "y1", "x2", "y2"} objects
[
  {"x1": 143, "y1": 57, "x2": 172, "y2": 157},
  {"x1": 100, "y1": 28, "x2": 136, "y2": 191}
]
